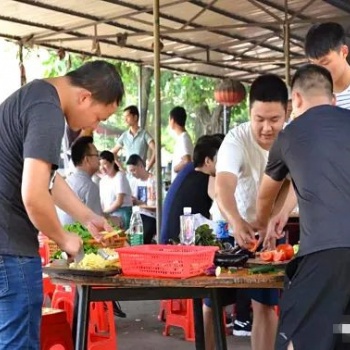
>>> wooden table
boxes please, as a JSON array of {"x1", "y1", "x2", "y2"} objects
[{"x1": 44, "y1": 268, "x2": 284, "y2": 350}]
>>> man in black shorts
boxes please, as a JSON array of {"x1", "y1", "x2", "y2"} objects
[{"x1": 256, "y1": 64, "x2": 350, "y2": 350}]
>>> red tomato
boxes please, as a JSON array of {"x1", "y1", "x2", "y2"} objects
[
  {"x1": 260, "y1": 251, "x2": 274, "y2": 262},
  {"x1": 247, "y1": 239, "x2": 259, "y2": 252},
  {"x1": 273, "y1": 250, "x2": 286, "y2": 262},
  {"x1": 276, "y1": 244, "x2": 294, "y2": 260}
]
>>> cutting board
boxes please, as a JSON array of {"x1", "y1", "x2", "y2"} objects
[
  {"x1": 43, "y1": 265, "x2": 121, "y2": 277},
  {"x1": 247, "y1": 257, "x2": 290, "y2": 267}
]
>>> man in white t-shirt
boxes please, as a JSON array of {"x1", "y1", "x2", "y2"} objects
[
  {"x1": 126, "y1": 154, "x2": 156, "y2": 244},
  {"x1": 206, "y1": 74, "x2": 288, "y2": 350},
  {"x1": 169, "y1": 106, "x2": 194, "y2": 182},
  {"x1": 305, "y1": 22, "x2": 350, "y2": 109}
]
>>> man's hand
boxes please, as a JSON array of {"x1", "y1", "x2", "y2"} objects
[
  {"x1": 58, "y1": 232, "x2": 83, "y2": 258},
  {"x1": 263, "y1": 211, "x2": 288, "y2": 250},
  {"x1": 84, "y1": 214, "x2": 113, "y2": 242},
  {"x1": 233, "y1": 219, "x2": 257, "y2": 248}
]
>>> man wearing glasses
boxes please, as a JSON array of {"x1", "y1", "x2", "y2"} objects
[{"x1": 57, "y1": 136, "x2": 102, "y2": 225}]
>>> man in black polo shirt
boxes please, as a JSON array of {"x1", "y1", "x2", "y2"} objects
[
  {"x1": 256, "y1": 64, "x2": 350, "y2": 350},
  {"x1": 160, "y1": 135, "x2": 222, "y2": 244}
]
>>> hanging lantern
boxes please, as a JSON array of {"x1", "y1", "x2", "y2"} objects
[{"x1": 214, "y1": 79, "x2": 246, "y2": 106}]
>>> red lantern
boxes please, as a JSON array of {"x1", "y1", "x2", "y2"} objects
[{"x1": 214, "y1": 79, "x2": 246, "y2": 106}]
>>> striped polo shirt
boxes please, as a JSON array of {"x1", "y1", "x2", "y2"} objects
[{"x1": 336, "y1": 84, "x2": 350, "y2": 110}]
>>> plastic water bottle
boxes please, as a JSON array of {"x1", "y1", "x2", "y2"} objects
[
  {"x1": 147, "y1": 175, "x2": 156, "y2": 206},
  {"x1": 129, "y1": 206, "x2": 144, "y2": 246},
  {"x1": 180, "y1": 207, "x2": 195, "y2": 245}
]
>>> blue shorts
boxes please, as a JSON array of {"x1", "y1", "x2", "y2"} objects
[{"x1": 203, "y1": 288, "x2": 279, "y2": 307}]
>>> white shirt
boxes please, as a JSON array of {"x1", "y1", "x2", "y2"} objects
[
  {"x1": 99, "y1": 171, "x2": 133, "y2": 216},
  {"x1": 216, "y1": 122, "x2": 268, "y2": 224},
  {"x1": 336, "y1": 84, "x2": 350, "y2": 110},
  {"x1": 171, "y1": 131, "x2": 194, "y2": 182},
  {"x1": 129, "y1": 177, "x2": 156, "y2": 218}
]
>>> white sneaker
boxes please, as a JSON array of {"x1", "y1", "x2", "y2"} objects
[{"x1": 232, "y1": 320, "x2": 252, "y2": 337}]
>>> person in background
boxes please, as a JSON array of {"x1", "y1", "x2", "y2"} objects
[
  {"x1": 112, "y1": 105, "x2": 156, "y2": 171},
  {"x1": 160, "y1": 135, "x2": 222, "y2": 244},
  {"x1": 126, "y1": 154, "x2": 156, "y2": 244},
  {"x1": 256, "y1": 64, "x2": 350, "y2": 350},
  {"x1": 169, "y1": 106, "x2": 194, "y2": 182},
  {"x1": 99, "y1": 150, "x2": 133, "y2": 229},
  {"x1": 0, "y1": 60, "x2": 123, "y2": 348},
  {"x1": 305, "y1": 22, "x2": 350, "y2": 108},
  {"x1": 57, "y1": 136, "x2": 102, "y2": 225},
  {"x1": 214, "y1": 74, "x2": 288, "y2": 350}
]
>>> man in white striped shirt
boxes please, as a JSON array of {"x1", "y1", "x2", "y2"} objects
[{"x1": 305, "y1": 22, "x2": 350, "y2": 109}]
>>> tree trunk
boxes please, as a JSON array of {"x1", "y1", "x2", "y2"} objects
[
  {"x1": 140, "y1": 67, "x2": 153, "y2": 130},
  {"x1": 194, "y1": 104, "x2": 224, "y2": 139}
]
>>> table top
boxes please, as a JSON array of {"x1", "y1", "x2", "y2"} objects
[{"x1": 44, "y1": 267, "x2": 284, "y2": 289}]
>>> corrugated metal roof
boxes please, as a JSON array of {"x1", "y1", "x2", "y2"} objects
[{"x1": 1, "y1": 0, "x2": 349, "y2": 82}]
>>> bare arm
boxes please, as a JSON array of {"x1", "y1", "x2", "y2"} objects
[
  {"x1": 22, "y1": 158, "x2": 83, "y2": 255},
  {"x1": 174, "y1": 154, "x2": 192, "y2": 173},
  {"x1": 146, "y1": 140, "x2": 156, "y2": 171},
  {"x1": 103, "y1": 194, "x2": 125, "y2": 214},
  {"x1": 215, "y1": 172, "x2": 255, "y2": 247},
  {"x1": 111, "y1": 144, "x2": 122, "y2": 157},
  {"x1": 256, "y1": 174, "x2": 284, "y2": 229}
]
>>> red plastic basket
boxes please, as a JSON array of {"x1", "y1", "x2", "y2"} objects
[{"x1": 117, "y1": 245, "x2": 218, "y2": 278}]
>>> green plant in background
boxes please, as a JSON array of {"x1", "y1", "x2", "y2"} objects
[{"x1": 41, "y1": 50, "x2": 248, "y2": 154}]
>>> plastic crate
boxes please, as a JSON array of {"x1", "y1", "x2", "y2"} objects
[{"x1": 117, "y1": 245, "x2": 218, "y2": 278}]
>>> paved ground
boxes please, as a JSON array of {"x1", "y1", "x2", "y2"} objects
[{"x1": 116, "y1": 300, "x2": 251, "y2": 350}]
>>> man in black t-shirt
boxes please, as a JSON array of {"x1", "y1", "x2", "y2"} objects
[
  {"x1": 256, "y1": 64, "x2": 350, "y2": 350},
  {"x1": 160, "y1": 135, "x2": 222, "y2": 244},
  {"x1": 0, "y1": 61, "x2": 124, "y2": 349}
]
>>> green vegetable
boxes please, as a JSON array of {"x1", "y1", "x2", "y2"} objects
[
  {"x1": 248, "y1": 265, "x2": 277, "y2": 274},
  {"x1": 195, "y1": 224, "x2": 223, "y2": 248},
  {"x1": 293, "y1": 244, "x2": 299, "y2": 254}
]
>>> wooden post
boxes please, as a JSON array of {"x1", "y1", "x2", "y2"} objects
[{"x1": 153, "y1": 0, "x2": 162, "y2": 242}]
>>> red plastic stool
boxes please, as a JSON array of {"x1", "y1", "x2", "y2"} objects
[
  {"x1": 88, "y1": 301, "x2": 118, "y2": 349},
  {"x1": 42, "y1": 275, "x2": 56, "y2": 306},
  {"x1": 38, "y1": 235, "x2": 50, "y2": 266},
  {"x1": 163, "y1": 299, "x2": 195, "y2": 342},
  {"x1": 41, "y1": 307, "x2": 74, "y2": 350},
  {"x1": 52, "y1": 286, "x2": 118, "y2": 349},
  {"x1": 51, "y1": 284, "x2": 76, "y2": 327},
  {"x1": 158, "y1": 300, "x2": 167, "y2": 321}
]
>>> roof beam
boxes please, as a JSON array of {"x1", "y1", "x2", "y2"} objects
[
  {"x1": 103, "y1": 0, "x2": 303, "y2": 59},
  {"x1": 0, "y1": 14, "x2": 261, "y2": 77}
]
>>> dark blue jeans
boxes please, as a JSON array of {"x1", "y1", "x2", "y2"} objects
[{"x1": 0, "y1": 255, "x2": 42, "y2": 349}]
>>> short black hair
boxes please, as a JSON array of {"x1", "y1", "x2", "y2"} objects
[
  {"x1": 66, "y1": 61, "x2": 124, "y2": 105},
  {"x1": 193, "y1": 135, "x2": 223, "y2": 168},
  {"x1": 124, "y1": 105, "x2": 139, "y2": 120},
  {"x1": 291, "y1": 64, "x2": 333, "y2": 99},
  {"x1": 126, "y1": 154, "x2": 145, "y2": 167},
  {"x1": 249, "y1": 74, "x2": 288, "y2": 110},
  {"x1": 71, "y1": 136, "x2": 94, "y2": 166},
  {"x1": 305, "y1": 22, "x2": 346, "y2": 59},
  {"x1": 169, "y1": 106, "x2": 187, "y2": 127},
  {"x1": 100, "y1": 150, "x2": 119, "y2": 171}
]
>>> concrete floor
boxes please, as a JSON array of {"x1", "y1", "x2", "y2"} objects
[{"x1": 116, "y1": 300, "x2": 251, "y2": 350}]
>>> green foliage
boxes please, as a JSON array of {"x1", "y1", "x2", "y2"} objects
[{"x1": 41, "y1": 50, "x2": 248, "y2": 153}]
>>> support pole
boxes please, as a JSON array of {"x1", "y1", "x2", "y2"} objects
[
  {"x1": 153, "y1": 0, "x2": 162, "y2": 242},
  {"x1": 223, "y1": 105, "x2": 228, "y2": 134},
  {"x1": 284, "y1": 0, "x2": 291, "y2": 86},
  {"x1": 138, "y1": 64, "x2": 143, "y2": 127}
]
